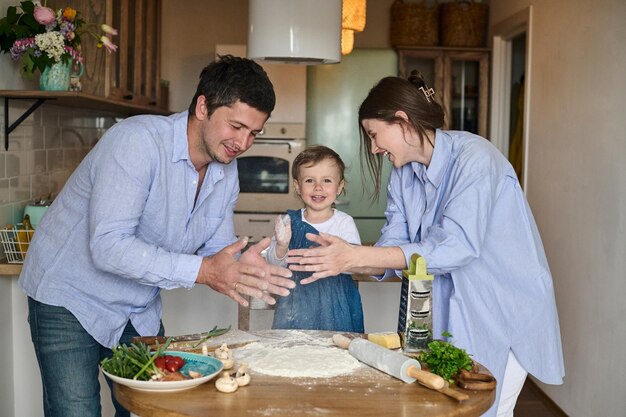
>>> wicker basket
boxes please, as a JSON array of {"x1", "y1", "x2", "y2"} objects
[
  {"x1": 390, "y1": 0, "x2": 439, "y2": 47},
  {"x1": 440, "y1": 0, "x2": 488, "y2": 47}
]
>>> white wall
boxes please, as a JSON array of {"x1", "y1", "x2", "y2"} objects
[
  {"x1": 0, "y1": 278, "x2": 13, "y2": 417},
  {"x1": 161, "y1": 0, "x2": 250, "y2": 112},
  {"x1": 490, "y1": 1, "x2": 626, "y2": 416}
]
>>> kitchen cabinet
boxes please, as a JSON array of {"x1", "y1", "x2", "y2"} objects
[
  {"x1": 76, "y1": 0, "x2": 164, "y2": 109},
  {"x1": 2, "y1": 0, "x2": 167, "y2": 150},
  {"x1": 397, "y1": 47, "x2": 489, "y2": 138},
  {"x1": 108, "y1": 0, "x2": 162, "y2": 107}
]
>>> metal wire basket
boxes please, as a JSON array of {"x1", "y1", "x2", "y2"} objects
[{"x1": 0, "y1": 223, "x2": 34, "y2": 264}]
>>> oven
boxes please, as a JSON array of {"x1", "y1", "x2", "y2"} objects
[{"x1": 234, "y1": 123, "x2": 305, "y2": 242}]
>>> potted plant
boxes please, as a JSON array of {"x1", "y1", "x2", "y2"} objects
[{"x1": 0, "y1": 1, "x2": 117, "y2": 90}]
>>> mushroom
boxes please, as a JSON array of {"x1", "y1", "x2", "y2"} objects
[
  {"x1": 214, "y1": 343, "x2": 232, "y2": 360},
  {"x1": 220, "y1": 357, "x2": 234, "y2": 370},
  {"x1": 214, "y1": 343, "x2": 234, "y2": 369},
  {"x1": 215, "y1": 371, "x2": 238, "y2": 393},
  {"x1": 201, "y1": 343, "x2": 209, "y2": 356},
  {"x1": 235, "y1": 362, "x2": 251, "y2": 387}
]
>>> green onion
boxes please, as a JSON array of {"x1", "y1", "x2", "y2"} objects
[{"x1": 192, "y1": 325, "x2": 231, "y2": 348}]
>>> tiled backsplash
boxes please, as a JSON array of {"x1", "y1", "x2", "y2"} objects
[{"x1": 0, "y1": 101, "x2": 119, "y2": 252}]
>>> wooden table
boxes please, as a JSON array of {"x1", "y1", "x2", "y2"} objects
[{"x1": 114, "y1": 330, "x2": 495, "y2": 417}]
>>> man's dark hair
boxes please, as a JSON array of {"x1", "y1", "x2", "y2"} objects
[{"x1": 188, "y1": 55, "x2": 276, "y2": 118}]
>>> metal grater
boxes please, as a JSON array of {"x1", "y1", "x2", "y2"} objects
[{"x1": 398, "y1": 254, "x2": 434, "y2": 353}]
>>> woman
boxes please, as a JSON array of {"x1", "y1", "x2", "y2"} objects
[{"x1": 287, "y1": 72, "x2": 564, "y2": 417}]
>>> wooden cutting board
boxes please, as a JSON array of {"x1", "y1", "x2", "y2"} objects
[{"x1": 132, "y1": 329, "x2": 260, "y2": 353}]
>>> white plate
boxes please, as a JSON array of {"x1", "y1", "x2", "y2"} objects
[{"x1": 101, "y1": 351, "x2": 223, "y2": 393}]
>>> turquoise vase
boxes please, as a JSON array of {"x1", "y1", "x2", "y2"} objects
[
  {"x1": 39, "y1": 60, "x2": 83, "y2": 91},
  {"x1": 40, "y1": 61, "x2": 71, "y2": 91}
]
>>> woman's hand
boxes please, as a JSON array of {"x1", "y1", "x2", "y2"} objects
[
  {"x1": 197, "y1": 238, "x2": 294, "y2": 307},
  {"x1": 273, "y1": 214, "x2": 291, "y2": 258},
  {"x1": 286, "y1": 232, "x2": 357, "y2": 284}
]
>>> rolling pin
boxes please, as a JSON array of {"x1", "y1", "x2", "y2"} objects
[{"x1": 332, "y1": 334, "x2": 444, "y2": 390}]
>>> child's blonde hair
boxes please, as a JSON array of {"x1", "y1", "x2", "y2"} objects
[{"x1": 292, "y1": 145, "x2": 346, "y2": 182}]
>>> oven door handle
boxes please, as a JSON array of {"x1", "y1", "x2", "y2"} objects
[
  {"x1": 247, "y1": 218, "x2": 272, "y2": 223},
  {"x1": 252, "y1": 139, "x2": 294, "y2": 153}
]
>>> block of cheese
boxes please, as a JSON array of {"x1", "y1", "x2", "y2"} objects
[{"x1": 367, "y1": 332, "x2": 401, "y2": 349}]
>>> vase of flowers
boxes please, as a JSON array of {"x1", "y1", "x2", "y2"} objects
[
  {"x1": 39, "y1": 58, "x2": 84, "y2": 91},
  {"x1": 0, "y1": 1, "x2": 117, "y2": 90}
]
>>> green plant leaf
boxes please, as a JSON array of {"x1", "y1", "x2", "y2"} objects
[
  {"x1": 15, "y1": 25, "x2": 31, "y2": 38},
  {"x1": 6, "y1": 6, "x2": 18, "y2": 24},
  {"x1": 20, "y1": 1, "x2": 35, "y2": 15},
  {"x1": 22, "y1": 13, "x2": 39, "y2": 31},
  {"x1": 20, "y1": 52, "x2": 35, "y2": 77}
]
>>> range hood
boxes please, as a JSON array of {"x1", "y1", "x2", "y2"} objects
[{"x1": 248, "y1": 0, "x2": 342, "y2": 65}]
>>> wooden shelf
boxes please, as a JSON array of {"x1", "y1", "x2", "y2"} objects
[
  {"x1": 1, "y1": 90, "x2": 172, "y2": 150},
  {"x1": 0, "y1": 90, "x2": 171, "y2": 116},
  {"x1": 394, "y1": 45, "x2": 490, "y2": 53}
]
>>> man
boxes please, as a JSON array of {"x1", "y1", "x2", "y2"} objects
[{"x1": 19, "y1": 55, "x2": 295, "y2": 417}]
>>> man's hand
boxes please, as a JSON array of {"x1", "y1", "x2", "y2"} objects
[
  {"x1": 240, "y1": 237, "x2": 295, "y2": 301},
  {"x1": 196, "y1": 238, "x2": 294, "y2": 307}
]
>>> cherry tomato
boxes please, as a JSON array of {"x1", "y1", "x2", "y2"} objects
[
  {"x1": 164, "y1": 355, "x2": 185, "y2": 372},
  {"x1": 154, "y1": 356, "x2": 166, "y2": 371},
  {"x1": 170, "y1": 356, "x2": 185, "y2": 370}
]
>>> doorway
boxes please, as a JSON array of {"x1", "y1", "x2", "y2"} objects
[
  {"x1": 490, "y1": 6, "x2": 532, "y2": 190},
  {"x1": 508, "y1": 33, "x2": 526, "y2": 184}
]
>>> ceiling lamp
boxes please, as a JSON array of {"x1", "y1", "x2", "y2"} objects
[
  {"x1": 341, "y1": 29, "x2": 354, "y2": 55},
  {"x1": 341, "y1": 0, "x2": 366, "y2": 55},
  {"x1": 248, "y1": 0, "x2": 342, "y2": 64}
]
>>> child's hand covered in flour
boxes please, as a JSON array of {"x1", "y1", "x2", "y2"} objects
[{"x1": 273, "y1": 214, "x2": 291, "y2": 259}]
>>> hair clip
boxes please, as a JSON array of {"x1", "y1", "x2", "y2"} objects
[{"x1": 419, "y1": 86, "x2": 435, "y2": 103}]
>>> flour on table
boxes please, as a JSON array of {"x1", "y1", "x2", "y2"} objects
[{"x1": 232, "y1": 330, "x2": 362, "y2": 378}]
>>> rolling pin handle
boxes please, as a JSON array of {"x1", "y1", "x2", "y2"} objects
[
  {"x1": 332, "y1": 334, "x2": 352, "y2": 349},
  {"x1": 407, "y1": 365, "x2": 445, "y2": 390},
  {"x1": 437, "y1": 383, "x2": 470, "y2": 402}
]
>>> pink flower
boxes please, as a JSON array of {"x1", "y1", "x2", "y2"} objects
[
  {"x1": 64, "y1": 46, "x2": 83, "y2": 64},
  {"x1": 101, "y1": 24, "x2": 118, "y2": 36},
  {"x1": 99, "y1": 36, "x2": 118, "y2": 53},
  {"x1": 66, "y1": 31, "x2": 75, "y2": 41},
  {"x1": 33, "y1": 6, "x2": 56, "y2": 25}
]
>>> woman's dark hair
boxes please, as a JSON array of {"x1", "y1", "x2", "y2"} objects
[
  {"x1": 188, "y1": 55, "x2": 276, "y2": 118},
  {"x1": 358, "y1": 71, "x2": 445, "y2": 200},
  {"x1": 292, "y1": 145, "x2": 346, "y2": 183}
]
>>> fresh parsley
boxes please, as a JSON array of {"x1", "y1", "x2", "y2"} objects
[{"x1": 418, "y1": 332, "x2": 473, "y2": 382}]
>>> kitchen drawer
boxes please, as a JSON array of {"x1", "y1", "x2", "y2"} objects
[{"x1": 234, "y1": 213, "x2": 279, "y2": 243}]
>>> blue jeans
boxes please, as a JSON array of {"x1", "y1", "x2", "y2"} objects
[{"x1": 27, "y1": 297, "x2": 165, "y2": 417}]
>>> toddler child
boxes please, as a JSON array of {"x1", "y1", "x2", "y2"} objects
[{"x1": 266, "y1": 146, "x2": 364, "y2": 332}]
